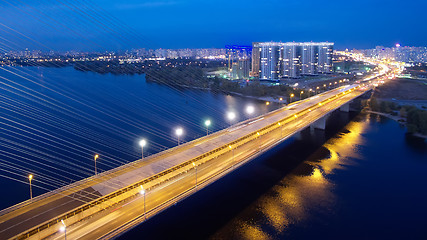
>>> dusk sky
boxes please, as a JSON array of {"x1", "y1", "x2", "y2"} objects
[{"x1": 0, "y1": 0, "x2": 426, "y2": 51}]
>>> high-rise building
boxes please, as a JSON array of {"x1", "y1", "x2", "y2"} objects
[
  {"x1": 251, "y1": 42, "x2": 261, "y2": 77},
  {"x1": 317, "y1": 42, "x2": 334, "y2": 73},
  {"x1": 226, "y1": 45, "x2": 252, "y2": 79},
  {"x1": 251, "y1": 41, "x2": 334, "y2": 80},
  {"x1": 258, "y1": 42, "x2": 283, "y2": 81},
  {"x1": 283, "y1": 43, "x2": 302, "y2": 78},
  {"x1": 301, "y1": 43, "x2": 319, "y2": 75}
]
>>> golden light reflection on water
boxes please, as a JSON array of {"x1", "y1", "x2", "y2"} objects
[{"x1": 211, "y1": 115, "x2": 369, "y2": 239}]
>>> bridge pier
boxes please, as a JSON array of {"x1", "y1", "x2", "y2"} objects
[
  {"x1": 339, "y1": 102, "x2": 350, "y2": 112},
  {"x1": 310, "y1": 114, "x2": 328, "y2": 130}
]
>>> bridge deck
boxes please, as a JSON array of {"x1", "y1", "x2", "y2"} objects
[{"x1": 0, "y1": 84, "x2": 370, "y2": 240}]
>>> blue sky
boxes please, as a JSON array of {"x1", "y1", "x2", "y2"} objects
[{"x1": 0, "y1": 0, "x2": 426, "y2": 51}]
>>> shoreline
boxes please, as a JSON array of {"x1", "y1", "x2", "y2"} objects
[
  {"x1": 149, "y1": 81, "x2": 287, "y2": 104},
  {"x1": 366, "y1": 110, "x2": 427, "y2": 139}
]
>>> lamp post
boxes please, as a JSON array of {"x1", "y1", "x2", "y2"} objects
[
  {"x1": 316, "y1": 86, "x2": 320, "y2": 94},
  {"x1": 323, "y1": 84, "x2": 326, "y2": 91},
  {"x1": 290, "y1": 93, "x2": 294, "y2": 103},
  {"x1": 300, "y1": 91, "x2": 304, "y2": 100},
  {"x1": 94, "y1": 154, "x2": 99, "y2": 175},
  {"x1": 192, "y1": 162, "x2": 197, "y2": 190},
  {"x1": 175, "y1": 127, "x2": 183, "y2": 145},
  {"x1": 204, "y1": 120, "x2": 211, "y2": 136},
  {"x1": 28, "y1": 174, "x2": 33, "y2": 200},
  {"x1": 139, "y1": 139, "x2": 146, "y2": 160},
  {"x1": 60, "y1": 220, "x2": 66, "y2": 240},
  {"x1": 140, "y1": 186, "x2": 146, "y2": 220}
]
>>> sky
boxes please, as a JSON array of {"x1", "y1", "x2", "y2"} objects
[{"x1": 0, "y1": 0, "x2": 426, "y2": 51}]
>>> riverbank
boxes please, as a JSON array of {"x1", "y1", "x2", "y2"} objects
[{"x1": 366, "y1": 109, "x2": 427, "y2": 139}]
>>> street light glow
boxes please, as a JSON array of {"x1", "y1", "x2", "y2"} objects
[
  {"x1": 140, "y1": 185, "x2": 145, "y2": 195},
  {"x1": 28, "y1": 174, "x2": 33, "y2": 181},
  {"x1": 227, "y1": 111, "x2": 236, "y2": 121},
  {"x1": 246, "y1": 105, "x2": 255, "y2": 114},
  {"x1": 139, "y1": 139, "x2": 147, "y2": 147},
  {"x1": 205, "y1": 119, "x2": 211, "y2": 127},
  {"x1": 175, "y1": 127, "x2": 183, "y2": 136}
]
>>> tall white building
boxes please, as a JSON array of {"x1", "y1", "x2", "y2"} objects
[
  {"x1": 258, "y1": 42, "x2": 283, "y2": 81},
  {"x1": 317, "y1": 42, "x2": 334, "y2": 73},
  {"x1": 252, "y1": 41, "x2": 334, "y2": 80}
]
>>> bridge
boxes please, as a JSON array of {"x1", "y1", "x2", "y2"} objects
[{"x1": 0, "y1": 64, "x2": 395, "y2": 240}]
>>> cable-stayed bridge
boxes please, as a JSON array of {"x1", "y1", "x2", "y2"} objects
[{"x1": 0, "y1": 67, "x2": 393, "y2": 240}]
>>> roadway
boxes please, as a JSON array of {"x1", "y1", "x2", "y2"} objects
[{"x1": 49, "y1": 83, "x2": 371, "y2": 240}]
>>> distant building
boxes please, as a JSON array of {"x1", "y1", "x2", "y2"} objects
[
  {"x1": 251, "y1": 41, "x2": 334, "y2": 80},
  {"x1": 251, "y1": 42, "x2": 261, "y2": 77},
  {"x1": 226, "y1": 45, "x2": 252, "y2": 79},
  {"x1": 283, "y1": 43, "x2": 302, "y2": 78},
  {"x1": 258, "y1": 42, "x2": 283, "y2": 81},
  {"x1": 317, "y1": 42, "x2": 334, "y2": 73}
]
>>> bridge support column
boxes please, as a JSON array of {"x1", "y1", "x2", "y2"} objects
[
  {"x1": 310, "y1": 115, "x2": 327, "y2": 130},
  {"x1": 340, "y1": 103, "x2": 350, "y2": 112}
]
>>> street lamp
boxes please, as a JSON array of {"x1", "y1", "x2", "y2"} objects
[
  {"x1": 300, "y1": 91, "x2": 304, "y2": 100},
  {"x1": 246, "y1": 105, "x2": 255, "y2": 115},
  {"x1": 316, "y1": 86, "x2": 320, "y2": 94},
  {"x1": 175, "y1": 127, "x2": 183, "y2": 145},
  {"x1": 204, "y1": 120, "x2": 211, "y2": 136},
  {"x1": 28, "y1": 174, "x2": 33, "y2": 200},
  {"x1": 192, "y1": 162, "x2": 197, "y2": 190},
  {"x1": 290, "y1": 93, "x2": 294, "y2": 103},
  {"x1": 60, "y1": 219, "x2": 66, "y2": 240},
  {"x1": 323, "y1": 84, "x2": 326, "y2": 91},
  {"x1": 140, "y1": 186, "x2": 146, "y2": 220},
  {"x1": 139, "y1": 139, "x2": 147, "y2": 160},
  {"x1": 226, "y1": 111, "x2": 236, "y2": 126},
  {"x1": 94, "y1": 154, "x2": 99, "y2": 175}
]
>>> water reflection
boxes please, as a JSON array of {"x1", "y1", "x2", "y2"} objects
[{"x1": 211, "y1": 114, "x2": 368, "y2": 239}]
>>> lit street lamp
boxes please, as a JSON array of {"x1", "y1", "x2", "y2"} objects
[
  {"x1": 246, "y1": 105, "x2": 255, "y2": 115},
  {"x1": 300, "y1": 91, "x2": 304, "y2": 100},
  {"x1": 290, "y1": 93, "x2": 294, "y2": 103},
  {"x1": 94, "y1": 154, "x2": 99, "y2": 175},
  {"x1": 175, "y1": 127, "x2": 183, "y2": 145},
  {"x1": 139, "y1": 139, "x2": 147, "y2": 160},
  {"x1": 28, "y1": 174, "x2": 33, "y2": 200},
  {"x1": 140, "y1": 186, "x2": 146, "y2": 220},
  {"x1": 204, "y1": 120, "x2": 211, "y2": 136},
  {"x1": 226, "y1": 111, "x2": 236, "y2": 126},
  {"x1": 60, "y1": 219, "x2": 66, "y2": 240}
]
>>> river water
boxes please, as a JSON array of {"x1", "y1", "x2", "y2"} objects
[{"x1": 1, "y1": 67, "x2": 426, "y2": 239}]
